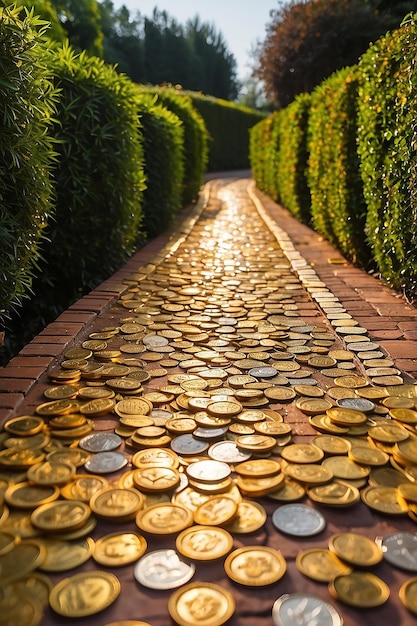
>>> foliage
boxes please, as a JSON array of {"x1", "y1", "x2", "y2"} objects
[
  {"x1": 30, "y1": 45, "x2": 146, "y2": 321},
  {"x1": 136, "y1": 92, "x2": 184, "y2": 238},
  {"x1": 138, "y1": 86, "x2": 208, "y2": 206},
  {"x1": 249, "y1": 112, "x2": 280, "y2": 195},
  {"x1": 0, "y1": 0, "x2": 67, "y2": 41},
  {"x1": 49, "y1": 0, "x2": 104, "y2": 56},
  {"x1": 276, "y1": 92, "x2": 311, "y2": 223},
  {"x1": 308, "y1": 67, "x2": 371, "y2": 266},
  {"x1": 99, "y1": 3, "x2": 239, "y2": 101},
  {"x1": 255, "y1": 0, "x2": 391, "y2": 108},
  {"x1": 186, "y1": 92, "x2": 266, "y2": 171},
  {"x1": 0, "y1": 4, "x2": 57, "y2": 324},
  {"x1": 357, "y1": 15, "x2": 417, "y2": 295}
]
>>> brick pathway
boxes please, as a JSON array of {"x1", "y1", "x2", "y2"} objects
[{"x1": 1, "y1": 176, "x2": 417, "y2": 625}]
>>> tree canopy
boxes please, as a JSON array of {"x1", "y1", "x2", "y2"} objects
[{"x1": 254, "y1": 0, "x2": 415, "y2": 108}]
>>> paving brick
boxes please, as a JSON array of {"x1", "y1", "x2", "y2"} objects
[
  {"x1": 368, "y1": 329, "x2": 405, "y2": 340},
  {"x1": 17, "y1": 343, "x2": 67, "y2": 358},
  {"x1": 6, "y1": 356, "x2": 54, "y2": 370},
  {"x1": 378, "y1": 340, "x2": 417, "y2": 359},
  {"x1": 0, "y1": 392, "x2": 24, "y2": 410},
  {"x1": 374, "y1": 304, "x2": 417, "y2": 317},
  {"x1": 0, "y1": 378, "x2": 35, "y2": 394}
]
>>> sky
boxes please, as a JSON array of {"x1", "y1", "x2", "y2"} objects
[{"x1": 110, "y1": 0, "x2": 279, "y2": 80}]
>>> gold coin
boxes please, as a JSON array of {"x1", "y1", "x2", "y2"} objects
[
  {"x1": 119, "y1": 415, "x2": 154, "y2": 428},
  {"x1": 348, "y1": 446, "x2": 389, "y2": 466},
  {"x1": 329, "y1": 571, "x2": 389, "y2": 608},
  {"x1": 235, "y1": 434, "x2": 277, "y2": 453},
  {"x1": 334, "y1": 375, "x2": 368, "y2": 388},
  {"x1": 361, "y1": 485, "x2": 409, "y2": 515},
  {"x1": 237, "y1": 472, "x2": 285, "y2": 497},
  {"x1": 326, "y1": 387, "x2": 357, "y2": 400},
  {"x1": 254, "y1": 422, "x2": 291, "y2": 437},
  {"x1": 193, "y1": 495, "x2": 238, "y2": 526},
  {"x1": 322, "y1": 456, "x2": 370, "y2": 480},
  {"x1": 326, "y1": 407, "x2": 367, "y2": 426},
  {"x1": 224, "y1": 500, "x2": 267, "y2": 534},
  {"x1": 224, "y1": 546, "x2": 286, "y2": 586},
  {"x1": 329, "y1": 532, "x2": 383, "y2": 567},
  {"x1": 308, "y1": 355, "x2": 337, "y2": 369},
  {"x1": 296, "y1": 548, "x2": 351, "y2": 582},
  {"x1": 136, "y1": 502, "x2": 193, "y2": 534},
  {"x1": 284, "y1": 462, "x2": 333, "y2": 484},
  {"x1": 207, "y1": 400, "x2": 242, "y2": 417},
  {"x1": 27, "y1": 460, "x2": 75, "y2": 485},
  {"x1": 36, "y1": 399, "x2": 80, "y2": 417},
  {"x1": 294, "y1": 384, "x2": 325, "y2": 398},
  {"x1": 368, "y1": 423, "x2": 409, "y2": 443},
  {"x1": 397, "y1": 483, "x2": 417, "y2": 504},
  {"x1": 0, "y1": 540, "x2": 46, "y2": 585},
  {"x1": 383, "y1": 396, "x2": 415, "y2": 409},
  {"x1": 400, "y1": 577, "x2": 417, "y2": 615},
  {"x1": 368, "y1": 466, "x2": 408, "y2": 488},
  {"x1": 311, "y1": 435, "x2": 350, "y2": 455},
  {"x1": 390, "y1": 408, "x2": 417, "y2": 424},
  {"x1": 0, "y1": 448, "x2": 46, "y2": 468},
  {"x1": 235, "y1": 459, "x2": 281, "y2": 478},
  {"x1": 4, "y1": 416, "x2": 45, "y2": 436},
  {"x1": 168, "y1": 582, "x2": 235, "y2": 626},
  {"x1": 43, "y1": 385, "x2": 78, "y2": 400},
  {"x1": 268, "y1": 478, "x2": 305, "y2": 502},
  {"x1": 131, "y1": 447, "x2": 179, "y2": 470},
  {"x1": 37, "y1": 536, "x2": 94, "y2": 571},
  {"x1": 394, "y1": 437, "x2": 417, "y2": 463},
  {"x1": 307, "y1": 480, "x2": 360, "y2": 507},
  {"x1": 264, "y1": 387, "x2": 296, "y2": 401},
  {"x1": 60, "y1": 474, "x2": 109, "y2": 501},
  {"x1": 49, "y1": 571, "x2": 121, "y2": 617},
  {"x1": 46, "y1": 448, "x2": 91, "y2": 467},
  {"x1": 309, "y1": 414, "x2": 350, "y2": 435},
  {"x1": 176, "y1": 525, "x2": 233, "y2": 560},
  {"x1": 90, "y1": 487, "x2": 144, "y2": 521},
  {"x1": 132, "y1": 467, "x2": 180, "y2": 492},
  {"x1": 31, "y1": 500, "x2": 91, "y2": 531},
  {"x1": 48, "y1": 413, "x2": 87, "y2": 429},
  {"x1": 93, "y1": 532, "x2": 147, "y2": 566},
  {"x1": 280, "y1": 443, "x2": 324, "y2": 464},
  {"x1": 295, "y1": 398, "x2": 333, "y2": 415},
  {"x1": 79, "y1": 398, "x2": 115, "y2": 416}
]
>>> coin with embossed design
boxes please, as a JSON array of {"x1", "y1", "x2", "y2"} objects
[
  {"x1": 225, "y1": 546, "x2": 286, "y2": 586},
  {"x1": 272, "y1": 503, "x2": 326, "y2": 536},
  {"x1": 49, "y1": 570, "x2": 121, "y2": 617}
]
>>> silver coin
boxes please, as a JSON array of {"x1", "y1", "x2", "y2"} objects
[
  {"x1": 336, "y1": 397, "x2": 375, "y2": 413},
  {"x1": 272, "y1": 504, "x2": 326, "y2": 536},
  {"x1": 134, "y1": 549, "x2": 195, "y2": 589},
  {"x1": 377, "y1": 532, "x2": 417, "y2": 571},
  {"x1": 346, "y1": 341, "x2": 380, "y2": 352},
  {"x1": 142, "y1": 335, "x2": 169, "y2": 348},
  {"x1": 84, "y1": 451, "x2": 128, "y2": 474},
  {"x1": 287, "y1": 378, "x2": 317, "y2": 386},
  {"x1": 79, "y1": 432, "x2": 122, "y2": 452},
  {"x1": 186, "y1": 460, "x2": 231, "y2": 483},
  {"x1": 170, "y1": 434, "x2": 209, "y2": 456},
  {"x1": 208, "y1": 441, "x2": 252, "y2": 464},
  {"x1": 272, "y1": 593, "x2": 342, "y2": 626},
  {"x1": 192, "y1": 426, "x2": 229, "y2": 440},
  {"x1": 248, "y1": 366, "x2": 278, "y2": 378}
]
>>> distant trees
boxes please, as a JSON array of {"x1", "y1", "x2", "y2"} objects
[
  {"x1": 4, "y1": 0, "x2": 239, "y2": 100},
  {"x1": 255, "y1": 0, "x2": 414, "y2": 108}
]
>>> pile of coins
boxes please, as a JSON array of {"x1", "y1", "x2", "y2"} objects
[{"x1": 1, "y1": 179, "x2": 417, "y2": 625}]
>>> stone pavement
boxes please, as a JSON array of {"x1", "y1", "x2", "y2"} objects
[{"x1": 1, "y1": 175, "x2": 417, "y2": 625}]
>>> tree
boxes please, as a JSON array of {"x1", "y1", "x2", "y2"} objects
[
  {"x1": 0, "y1": 0, "x2": 67, "y2": 41},
  {"x1": 49, "y1": 0, "x2": 104, "y2": 56},
  {"x1": 255, "y1": 0, "x2": 392, "y2": 108}
]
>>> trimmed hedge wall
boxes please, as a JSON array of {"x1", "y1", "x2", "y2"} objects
[
  {"x1": 186, "y1": 91, "x2": 266, "y2": 172},
  {"x1": 250, "y1": 14, "x2": 417, "y2": 298},
  {"x1": 38, "y1": 45, "x2": 146, "y2": 308},
  {"x1": 0, "y1": 6, "x2": 57, "y2": 323},
  {"x1": 276, "y1": 93, "x2": 311, "y2": 224},
  {"x1": 357, "y1": 17, "x2": 417, "y2": 293},
  {"x1": 308, "y1": 67, "x2": 371, "y2": 267},
  {"x1": 136, "y1": 92, "x2": 184, "y2": 238},
  {"x1": 138, "y1": 86, "x2": 208, "y2": 206}
]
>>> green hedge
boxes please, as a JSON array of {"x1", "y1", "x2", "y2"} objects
[
  {"x1": 0, "y1": 5, "x2": 57, "y2": 324},
  {"x1": 357, "y1": 16, "x2": 417, "y2": 293},
  {"x1": 139, "y1": 86, "x2": 208, "y2": 206},
  {"x1": 136, "y1": 92, "x2": 184, "y2": 238},
  {"x1": 249, "y1": 112, "x2": 279, "y2": 196},
  {"x1": 41, "y1": 46, "x2": 146, "y2": 304},
  {"x1": 276, "y1": 93, "x2": 311, "y2": 223},
  {"x1": 308, "y1": 68, "x2": 371, "y2": 266},
  {"x1": 186, "y1": 92, "x2": 265, "y2": 172}
]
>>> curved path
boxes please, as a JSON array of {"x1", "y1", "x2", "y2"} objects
[{"x1": 1, "y1": 176, "x2": 417, "y2": 625}]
